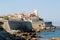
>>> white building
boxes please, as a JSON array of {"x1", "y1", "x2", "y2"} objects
[{"x1": 0, "y1": 16, "x2": 4, "y2": 20}]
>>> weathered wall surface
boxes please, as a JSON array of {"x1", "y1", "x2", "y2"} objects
[
  {"x1": 32, "y1": 21, "x2": 45, "y2": 32},
  {"x1": 2, "y1": 20, "x2": 33, "y2": 33},
  {"x1": 2, "y1": 20, "x2": 11, "y2": 32},
  {"x1": 2, "y1": 20, "x2": 46, "y2": 33},
  {"x1": 8, "y1": 21, "x2": 33, "y2": 32}
]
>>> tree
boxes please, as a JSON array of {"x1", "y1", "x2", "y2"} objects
[
  {"x1": 4, "y1": 16, "x2": 9, "y2": 20},
  {"x1": 39, "y1": 18, "x2": 43, "y2": 21}
]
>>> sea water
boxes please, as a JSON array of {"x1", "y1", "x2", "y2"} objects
[{"x1": 37, "y1": 29, "x2": 60, "y2": 40}]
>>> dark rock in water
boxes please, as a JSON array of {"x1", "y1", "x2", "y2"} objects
[
  {"x1": 0, "y1": 21, "x2": 4, "y2": 25},
  {"x1": 0, "y1": 26, "x2": 4, "y2": 31},
  {"x1": 0, "y1": 28, "x2": 26, "y2": 40},
  {"x1": 8, "y1": 21, "x2": 34, "y2": 32}
]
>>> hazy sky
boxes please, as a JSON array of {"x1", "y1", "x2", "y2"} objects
[{"x1": 0, "y1": 0, "x2": 60, "y2": 26}]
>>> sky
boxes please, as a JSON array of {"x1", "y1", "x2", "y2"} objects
[{"x1": 0, "y1": 0, "x2": 60, "y2": 26}]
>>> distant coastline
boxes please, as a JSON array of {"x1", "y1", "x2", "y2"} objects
[{"x1": 56, "y1": 26, "x2": 60, "y2": 30}]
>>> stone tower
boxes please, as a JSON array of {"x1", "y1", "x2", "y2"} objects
[{"x1": 34, "y1": 10, "x2": 38, "y2": 16}]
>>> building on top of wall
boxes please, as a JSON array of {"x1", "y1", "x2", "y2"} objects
[
  {"x1": 0, "y1": 16, "x2": 4, "y2": 20},
  {"x1": 7, "y1": 10, "x2": 39, "y2": 22}
]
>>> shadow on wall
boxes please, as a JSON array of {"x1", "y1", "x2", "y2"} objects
[{"x1": 8, "y1": 21, "x2": 35, "y2": 32}]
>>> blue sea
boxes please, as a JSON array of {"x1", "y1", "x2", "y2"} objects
[{"x1": 37, "y1": 29, "x2": 60, "y2": 40}]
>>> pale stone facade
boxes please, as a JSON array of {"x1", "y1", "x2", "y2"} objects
[
  {"x1": 32, "y1": 21, "x2": 45, "y2": 32},
  {"x1": 0, "y1": 16, "x2": 4, "y2": 20},
  {"x1": 7, "y1": 10, "x2": 39, "y2": 22}
]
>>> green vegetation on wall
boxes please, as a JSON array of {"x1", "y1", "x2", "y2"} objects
[
  {"x1": 4, "y1": 16, "x2": 9, "y2": 20},
  {"x1": 39, "y1": 18, "x2": 43, "y2": 21}
]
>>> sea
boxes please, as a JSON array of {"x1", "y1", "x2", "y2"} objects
[{"x1": 37, "y1": 29, "x2": 60, "y2": 40}]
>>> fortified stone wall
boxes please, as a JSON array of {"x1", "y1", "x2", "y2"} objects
[
  {"x1": 32, "y1": 21, "x2": 45, "y2": 32},
  {"x1": 2, "y1": 20, "x2": 11, "y2": 33},
  {"x1": 2, "y1": 20, "x2": 46, "y2": 33},
  {"x1": 2, "y1": 20, "x2": 33, "y2": 34}
]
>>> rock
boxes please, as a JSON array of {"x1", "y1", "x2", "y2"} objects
[{"x1": 0, "y1": 29, "x2": 26, "y2": 40}]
